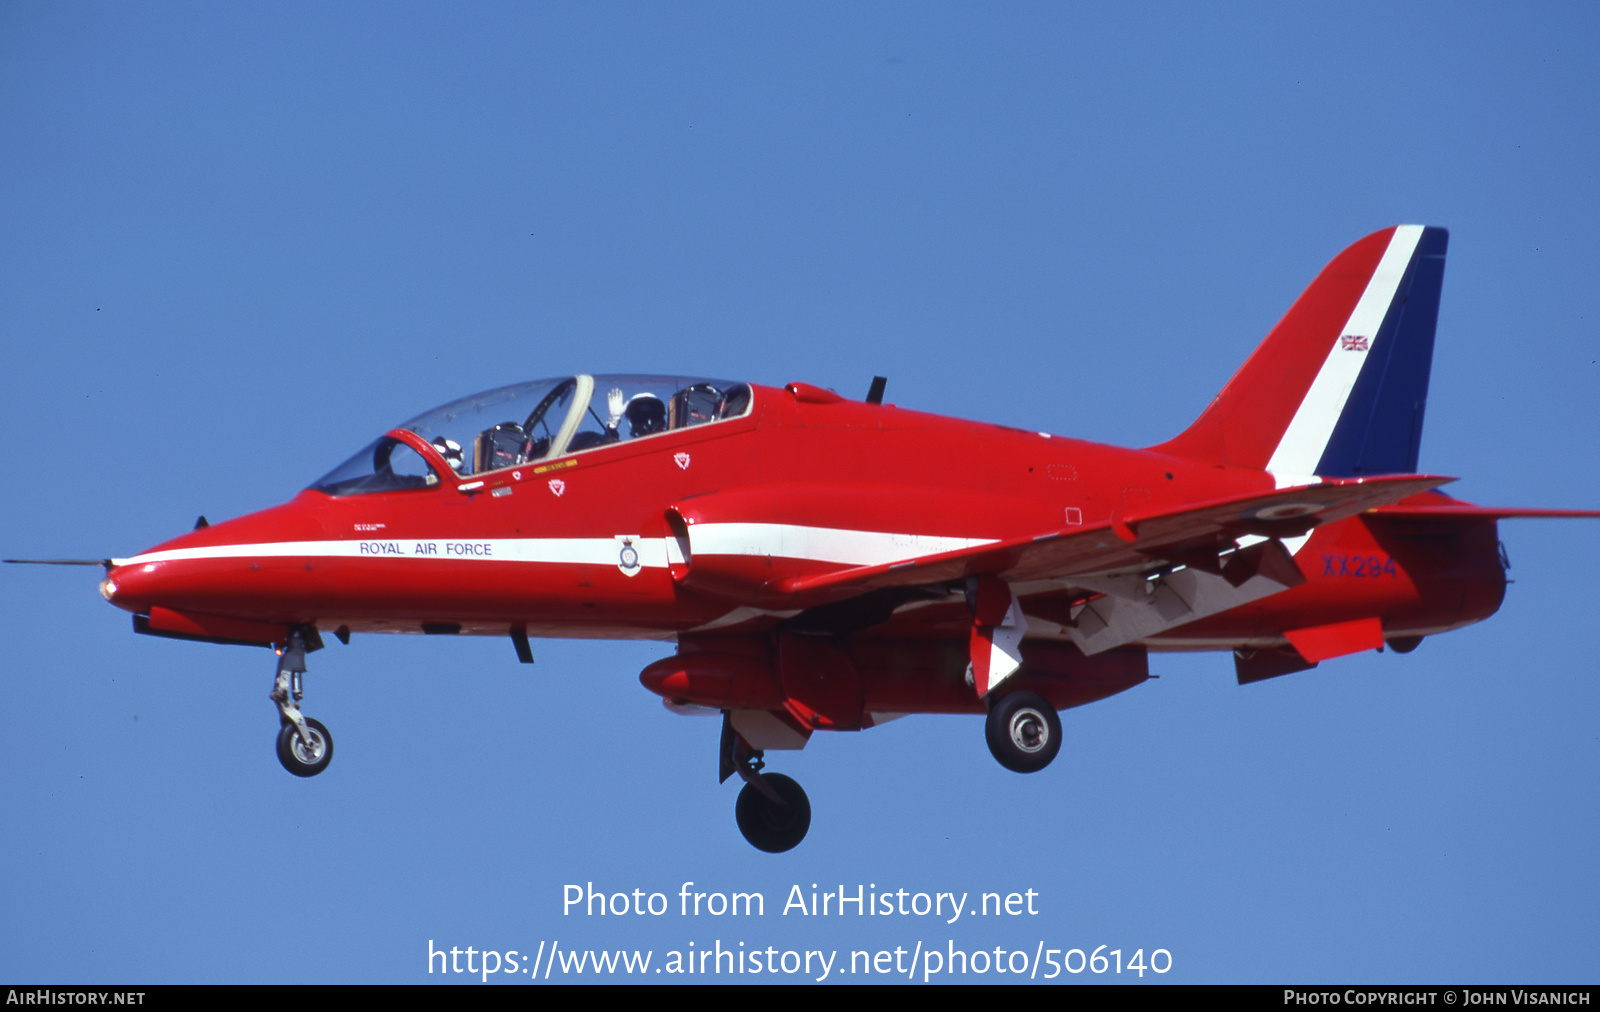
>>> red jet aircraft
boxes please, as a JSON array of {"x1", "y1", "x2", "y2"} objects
[{"x1": 14, "y1": 225, "x2": 1594, "y2": 852}]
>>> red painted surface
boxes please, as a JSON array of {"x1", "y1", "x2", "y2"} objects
[
  {"x1": 1153, "y1": 227, "x2": 1395, "y2": 470},
  {"x1": 98, "y1": 376, "x2": 1509, "y2": 724},
  {"x1": 96, "y1": 227, "x2": 1587, "y2": 734},
  {"x1": 1285, "y1": 618, "x2": 1386, "y2": 663}
]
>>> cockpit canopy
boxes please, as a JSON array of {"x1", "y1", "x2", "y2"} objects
[{"x1": 312, "y1": 374, "x2": 752, "y2": 496}]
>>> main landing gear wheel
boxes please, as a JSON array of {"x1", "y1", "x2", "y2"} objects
[
  {"x1": 735, "y1": 773, "x2": 811, "y2": 854},
  {"x1": 985, "y1": 690, "x2": 1062, "y2": 773},
  {"x1": 276, "y1": 717, "x2": 333, "y2": 777}
]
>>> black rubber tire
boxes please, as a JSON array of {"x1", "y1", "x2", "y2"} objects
[
  {"x1": 276, "y1": 717, "x2": 334, "y2": 778},
  {"x1": 735, "y1": 773, "x2": 811, "y2": 853},
  {"x1": 985, "y1": 691, "x2": 1061, "y2": 773}
]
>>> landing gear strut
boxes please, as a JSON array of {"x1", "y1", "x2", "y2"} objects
[
  {"x1": 721, "y1": 715, "x2": 810, "y2": 853},
  {"x1": 271, "y1": 628, "x2": 333, "y2": 777},
  {"x1": 984, "y1": 690, "x2": 1061, "y2": 773}
]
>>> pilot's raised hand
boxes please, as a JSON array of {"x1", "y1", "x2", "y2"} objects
[{"x1": 606, "y1": 387, "x2": 625, "y2": 429}]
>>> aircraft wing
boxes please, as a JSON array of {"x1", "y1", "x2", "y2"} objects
[
  {"x1": 764, "y1": 474, "x2": 1449, "y2": 666},
  {"x1": 779, "y1": 473, "x2": 1451, "y2": 601}
]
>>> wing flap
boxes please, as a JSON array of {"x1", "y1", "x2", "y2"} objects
[{"x1": 1070, "y1": 538, "x2": 1303, "y2": 654}]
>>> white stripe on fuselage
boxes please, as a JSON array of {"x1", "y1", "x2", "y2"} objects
[
  {"x1": 115, "y1": 525, "x2": 998, "y2": 570},
  {"x1": 1266, "y1": 224, "x2": 1423, "y2": 488},
  {"x1": 685, "y1": 523, "x2": 994, "y2": 566},
  {"x1": 118, "y1": 538, "x2": 667, "y2": 568}
]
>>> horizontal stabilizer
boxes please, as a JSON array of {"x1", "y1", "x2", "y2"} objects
[{"x1": 1372, "y1": 504, "x2": 1600, "y2": 520}]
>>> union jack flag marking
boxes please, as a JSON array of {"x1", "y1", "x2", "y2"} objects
[{"x1": 1340, "y1": 334, "x2": 1370, "y2": 351}]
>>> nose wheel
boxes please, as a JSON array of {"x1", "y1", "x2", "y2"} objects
[
  {"x1": 270, "y1": 628, "x2": 334, "y2": 778},
  {"x1": 277, "y1": 716, "x2": 333, "y2": 777}
]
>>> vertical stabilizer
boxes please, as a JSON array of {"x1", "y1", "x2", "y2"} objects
[{"x1": 1153, "y1": 226, "x2": 1448, "y2": 482}]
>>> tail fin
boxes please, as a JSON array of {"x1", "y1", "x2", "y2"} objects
[{"x1": 1153, "y1": 225, "x2": 1448, "y2": 481}]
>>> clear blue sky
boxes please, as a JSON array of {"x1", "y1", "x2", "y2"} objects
[{"x1": 4, "y1": 2, "x2": 1598, "y2": 984}]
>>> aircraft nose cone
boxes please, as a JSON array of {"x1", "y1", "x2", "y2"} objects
[
  {"x1": 99, "y1": 494, "x2": 333, "y2": 620},
  {"x1": 100, "y1": 561, "x2": 167, "y2": 613}
]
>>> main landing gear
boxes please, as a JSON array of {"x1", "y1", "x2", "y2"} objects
[
  {"x1": 271, "y1": 628, "x2": 334, "y2": 777},
  {"x1": 721, "y1": 716, "x2": 810, "y2": 853},
  {"x1": 984, "y1": 690, "x2": 1062, "y2": 774}
]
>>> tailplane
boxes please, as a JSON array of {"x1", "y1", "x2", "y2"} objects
[{"x1": 1154, "y1": 225, "x2": 1449, "y2": 482}]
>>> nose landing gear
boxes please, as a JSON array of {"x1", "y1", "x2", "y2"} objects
[
  {"x1": 277, "y1": 716, "x2": 333, "y2": 776},
  {"x1": 271, "y1": 628, "x2": 334, "y2": 777}
]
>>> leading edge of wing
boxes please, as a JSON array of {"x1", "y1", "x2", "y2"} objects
[{"x1": 777, "y1": 473, "x2": 1452, "y2": 602}]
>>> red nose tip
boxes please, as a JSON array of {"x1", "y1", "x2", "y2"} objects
[{"x1": 99, "y1": 563, "x2": 156, "y2": 613}]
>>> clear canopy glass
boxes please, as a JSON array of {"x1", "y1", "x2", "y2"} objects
[{"x1": 310, "y1": 374, "x2": 752, "y2": 495}]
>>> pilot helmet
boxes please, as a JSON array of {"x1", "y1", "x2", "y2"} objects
[
  {"x1": 431, "y1": 437, "x2": 466, "y2": 472},
  {"x1": 624, "y1": 393, "x2": 667, "y2": 438}
]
